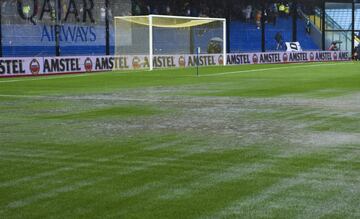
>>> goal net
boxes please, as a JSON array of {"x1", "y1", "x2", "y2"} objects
[{"x1": 114, "y1": 15, "x2": 227, "y2": 70}]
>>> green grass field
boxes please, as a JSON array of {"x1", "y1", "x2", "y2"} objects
[{"x1": 0, "y1": 62, "x2": 360, "y2": 218}]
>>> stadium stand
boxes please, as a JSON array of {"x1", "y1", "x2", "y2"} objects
[
  {"x1": 230, "y1": 17, "x2": 319, "y2": 52},
  {"x1": 0, "y1": 0, "x2": 322, "y2": 56}
]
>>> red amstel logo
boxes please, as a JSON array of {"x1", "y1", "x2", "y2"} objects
[
  {"x1": 310, "y1": 52, "x2": 315, "y2": 61},
  {"x1": 132, "y1": 56, "x2": 141, "y2": 69},
  {"x1": 84, "y1": 58, "x2": 93, "y2": 72},
  {"x1": 333, "y1": 52, "x2": 338, "y2": 60},
  {"x1": 218, "y1": 55, "x2": 224, "y2": 65},
  {"x1": 252, "y1": 54, "x2": 259, "y2": 64},
  {"x1": 178, "y1": 56, "x2": 186, "y2": 67},
  {"x1": 283, "y1": 53, "x2": 288, "y2": 62},
  {"x1": 29, "y1": 59, "x2": 40, "y2": 74}
]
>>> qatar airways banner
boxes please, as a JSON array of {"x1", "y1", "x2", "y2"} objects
[{"x1": 0, "y1": 51, "x2": 350, "y2": 76}]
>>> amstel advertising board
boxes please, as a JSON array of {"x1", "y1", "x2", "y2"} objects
[{"x1": 0, "y1": 51, "x2": 350, "y2": 77}]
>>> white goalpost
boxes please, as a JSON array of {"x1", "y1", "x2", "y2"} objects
[{"x1": 114, "y1": 14, "x2": 227, "y2": 70}]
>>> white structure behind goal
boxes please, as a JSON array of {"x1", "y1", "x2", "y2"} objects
[{"x1": 114, "y1": 15, "x2": 227, "y2": 70}]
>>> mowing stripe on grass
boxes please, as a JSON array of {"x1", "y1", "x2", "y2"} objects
[
  {"x1": 1, "y1": 149, "x2": 223, "y2": 210},
  {"x1": 0, "y1": 166, "x2": 75, "y2": 188},
  {"x1": 204, "y1": 148, "x2": 360, "y2": 219},
  {"x1": 210, "y1": 165, "x2": 360, "y2": 219},
  {"x1": 158, "y1": 162, "x2": 271, "y2": 201},
  {"x1": 6, "y1": 177, "x2": 109, "y2": 209}
]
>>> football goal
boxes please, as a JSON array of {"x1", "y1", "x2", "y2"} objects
[{"x1": 114, "y1": 14, "x2": 227, "y2": 70}]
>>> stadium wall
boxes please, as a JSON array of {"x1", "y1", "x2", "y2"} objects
[{"x1": 0, "y1": 51, "x2": 350, "y2": 77}]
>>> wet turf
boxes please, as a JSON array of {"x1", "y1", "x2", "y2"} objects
[{"x1": 0, "y1": 62, "x2": 359, "y2": 218}]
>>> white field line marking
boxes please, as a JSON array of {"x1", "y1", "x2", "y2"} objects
[
  {"x1": 199, "y1": 62, "x2": 354, "y2": 77},
  {"x1": 0, "y1": 62, "x2": 353, "y2": 83},
  {"x1": 0, "y1": 94, "x2": 222, "y2": 104},
  {"x1": 0, "y1": 68, "x2": 177, "y2": 83},
  {"x1": 0, "y1": 94, "x2": 56, "y2": 98},
  {"x1": 0, "y1": 73, "x2": 90, "y2": 83},
  {"x1": 0, "y1": 94, "x2": 182, "y2": 103},
  {"x1": 0, "y1": 69, "x2": 146, "y2": 83}
]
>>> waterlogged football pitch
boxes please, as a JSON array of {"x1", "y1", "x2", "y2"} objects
[{"x1": 0, "y1": 62, "x2": 360, "y2": 218}]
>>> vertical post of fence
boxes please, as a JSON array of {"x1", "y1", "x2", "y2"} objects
[
  {"x1": 105, "y1": 0, "x2": 110, "y2": 55},
  {"x1": 55, "y1": 0, "x2": 61, "y2": 56},
  {"x1": 321, "y1": 0, "x2": 326, "y2": 51},
  {"x1": 261, "y1": 4, "x2": 266, "y2": 52},
  {"x1": 0, "y1": 4, "x2": 3, "y2": 57},
  {"x1": 352, "y1": 0, "x2": 355, "y2": 59},
  {"x1": 225, "y1": 1, "x2": 230, "y2": 55},
  {"x1": 292, "y1": 0, "x2": 298, "y2": 42}
]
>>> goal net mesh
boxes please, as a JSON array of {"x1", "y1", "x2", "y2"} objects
[{"x1": 114, "y1": 15, "x2": 225, "y2": 69}]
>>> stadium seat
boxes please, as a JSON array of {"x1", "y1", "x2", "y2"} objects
[{"x1": 229, "y1": 17, "x2": 319, "y2": 52}]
